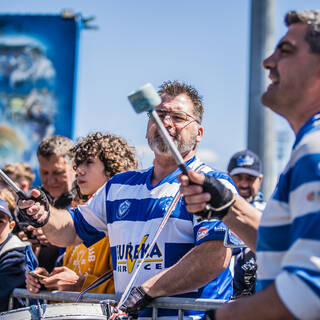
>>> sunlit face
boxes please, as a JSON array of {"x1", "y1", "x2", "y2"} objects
[
  {"x1": 231, "y1": 173, "x2": 263, "y2": 201},
  {"x1": 262, "y1": 23, "x2": 320, "y2": 117},
  {"x1": 75, "y1": 156, "x2": 109, "y2": 196},
  {"x1": 38, "y1": 154, "x2": 75, "y2": 199},
  {"x1": 146, "y1": 93, "x2": 203, "y2": 156},
  {"x1": 0, "y1": 212, "x2": 15, "y2": 244}
]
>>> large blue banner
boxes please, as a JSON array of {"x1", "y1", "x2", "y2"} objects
[{"x1": 0, "y1": 14, "x2": 81, "y2": 172}]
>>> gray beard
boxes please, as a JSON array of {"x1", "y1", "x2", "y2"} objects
[{"x1": 148, "y1": 130, "x2": 198, "y2": 156}]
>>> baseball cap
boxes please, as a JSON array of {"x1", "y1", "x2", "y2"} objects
[
  {"x1": 0, "y1": 198, "x2": 13, "y2": 220},
  {"x1": 227, "y1": 150, "x2": 262, "y2": 177}
]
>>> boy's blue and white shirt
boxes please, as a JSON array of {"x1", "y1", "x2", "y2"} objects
[
  {"x1": 256, "y1": 113, "x2": 320, "y2": 319},
  {"x1": 71, "y1": 156, "x2": 238, "y2": 319}
]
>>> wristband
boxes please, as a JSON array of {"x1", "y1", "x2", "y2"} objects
[{"x1": 196, "y1": 175, "x2": 235, "y2": 220}]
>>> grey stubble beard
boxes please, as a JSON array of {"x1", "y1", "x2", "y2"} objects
[{"x1": 147, "y1": 127, "x2": 198, "y2": 156}]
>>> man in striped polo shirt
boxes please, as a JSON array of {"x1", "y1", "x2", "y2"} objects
[{"x1": 181, "y1": 10, "x2": 320, "y2": 320}]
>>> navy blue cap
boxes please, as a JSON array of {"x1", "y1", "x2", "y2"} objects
[
  {"x1": 0, "y1": 199, "x2": 13, "y2": 220},
  {"x1": 227, "y1": 150, "x2": 262, "y2": 177}
]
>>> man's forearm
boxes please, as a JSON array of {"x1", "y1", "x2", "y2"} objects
[
  {"x1": 215, "y1": 283, "x2": 295, "y2": 320},
  {"x1": 142, "y1": 240, "x2": 232, "y2": 298},
  {"x1": 223, "y1": 196, "x2": 261, "y2": 252},
  {"x1": 179, "y1": 173, "x2": 261, "y2": 252},
  {"x1": 42, "y1": 206, "x2": 82, "y2": 247}
]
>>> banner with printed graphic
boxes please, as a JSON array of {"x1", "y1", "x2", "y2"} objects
[{"x1": 0, "y1": 14, "x2": 82, "y2": 179}]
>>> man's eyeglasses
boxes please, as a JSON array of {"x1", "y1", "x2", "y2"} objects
[{"x1": 148, "y1": 109, "x2": 200, "y2": 124}]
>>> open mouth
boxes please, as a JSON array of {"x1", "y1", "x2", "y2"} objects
[{"x1": 269, "y1": 73, "x2": 279, "y2": 85}]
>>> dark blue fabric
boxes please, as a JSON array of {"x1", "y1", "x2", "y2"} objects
[
  {"x1": 257, "y1": 212, "x2": 320, "y2": 252},
  {"x1": 0, "y1": 234, "x2": 27, "y2": 312},
  {"x1": 25, "y1": 245, "x2": 38, "y2": 271},
  {"x1": 72, "y1": 207, "x2": 106, "y2": 248}
]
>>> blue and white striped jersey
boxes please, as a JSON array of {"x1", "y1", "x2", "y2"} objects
[
  {"x1": 256, "y1": 113, "x2": 320, "y2": 319},
  {"x1": 71, "y1": 156, "x2": 238, "y2": 319}
]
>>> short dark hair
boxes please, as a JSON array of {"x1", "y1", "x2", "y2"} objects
[
  {"x1": 285, "y1": 10, "x2": 320, "y2": 54},
  {"x1": 2, "y1": 162, "x2": 35, "y2": 186},
  {"x1": 37, "y1": 135, "x2": 74, "y2": 163},
  {"x1": 158, "y1": 80, "x2": 204, "y2": 123},
  {"x1": 73, "y1": 132, "x2": 138, "y2": 177}
]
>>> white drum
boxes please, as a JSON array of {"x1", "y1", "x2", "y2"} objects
[{"x1": 0, "y1": 303, "x2": 110, "y2": 320}]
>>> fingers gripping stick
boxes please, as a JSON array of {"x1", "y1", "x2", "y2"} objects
[
  {"x1": 18, "y1": 188, "x2": 50, "y2": 228},
  {"x1": 0, "y1": 169, "x2": 50, "y2": 228}
]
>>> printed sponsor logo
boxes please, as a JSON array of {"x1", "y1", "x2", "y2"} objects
[
  {"x1": 117, "y1": 200, "x2": 131, "y2": 219},
  {"x1": 196, "y1": 227, "x2": 209, "y2": 241},
  {"x1": 307, "y1": 191, "x2": 314, "y2": 201},
  {"x1": 116, "y1": 234, "x2": 163, "y2": 273},
  {"x1": 306, "y1": 190, "x2": 320, "y2": 201}
]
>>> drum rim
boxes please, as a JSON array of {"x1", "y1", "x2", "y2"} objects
[{"x1": 0, "y1": 303, "x2": 110, "y2": 319}]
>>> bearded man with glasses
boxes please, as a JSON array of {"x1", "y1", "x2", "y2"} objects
[{"x1": 18, "y1": 80, "x2": 238, "y2": 319}]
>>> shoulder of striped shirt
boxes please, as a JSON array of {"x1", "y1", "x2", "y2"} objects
[
  {"x1": 198, "y1": 163, "x2": 238, "y2": 194},
  {"x1": 106, "y1": 157, "x2": 234, "y2": 192},
  {"x1": 284, "y1": 128, "x2": 320, "y2": 174}
]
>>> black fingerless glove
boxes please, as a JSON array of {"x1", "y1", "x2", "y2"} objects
[
  {"x1": 120, "y1": 286, "x2": 153, "y2": 317},
  {"x1": 197, "y1": 175, "x2": 235, "y2": 220},
  {"x1": 18, "y1": 188, "x2": 50, "y2": 228}
]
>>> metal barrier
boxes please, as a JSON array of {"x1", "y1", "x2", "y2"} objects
[{"x1": 10, "y1": 289, "x2": 226, "y2": 319}]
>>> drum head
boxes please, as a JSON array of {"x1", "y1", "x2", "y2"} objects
[{"x1": 0, "y1": 303, "x2": 109, "y2": 319}]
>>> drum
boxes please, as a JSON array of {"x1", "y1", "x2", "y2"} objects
[{"x1": 0, "y1": 303, "x2": 111, "y2": 320}]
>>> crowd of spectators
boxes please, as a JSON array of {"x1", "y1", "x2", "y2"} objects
[{"x1": 0, "y1": 9, "x2": 319, "y2": 320}]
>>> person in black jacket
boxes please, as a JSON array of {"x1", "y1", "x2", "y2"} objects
[{"x1": 0, "y1": 189, "x2": 28, "y2": 312}]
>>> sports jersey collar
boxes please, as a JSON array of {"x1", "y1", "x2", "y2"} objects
[
  {"x1": 252, "y1": 191, "x2": 264, "y2": 203},
  {"x1": 146, "y1": 156, "x2": 198, "y2": 190},
  {"x1": 293, "y1": 112, "x2": 320, "y2": 149}
]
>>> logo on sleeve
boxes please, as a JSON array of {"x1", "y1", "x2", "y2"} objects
[
  {"x1": 117, "y1": 200, "x2": 131, "y2": 219},
  {"x1": 306, "y1": 190, "x2": 320, "y2": 201},
  {"x1": 196, "y1": 227, "x2": 209, "y2": 241}
]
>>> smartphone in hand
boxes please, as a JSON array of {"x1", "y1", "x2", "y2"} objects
[{"x1": 29, "y1": 271, "x2": 49, "y2": 280}]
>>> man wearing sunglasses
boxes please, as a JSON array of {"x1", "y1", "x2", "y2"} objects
[{"x1": 19, "y1": 80, "x2": 238, "y2": 319}]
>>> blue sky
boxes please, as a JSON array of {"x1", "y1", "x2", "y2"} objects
[{"x1": 2, "y1": 0, "x2": 320, "y2": 172}]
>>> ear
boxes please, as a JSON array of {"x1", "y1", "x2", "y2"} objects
[
  {"x1": 104, "y1": 171, "x2": 111, "y2": 181},
  {"x1": 146, "y1": 118, "x2": 152, "y2": 139},
  {"x1": 196, "y1": 125, "x2": 204, "y2": 143},
  {"x1": 9, "y1": 220, "x2": 15, "y2": 232},
  {"x1": 21, "y1": 180, "x2": 29, "y2": 193}
]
